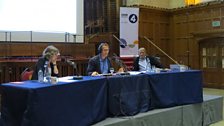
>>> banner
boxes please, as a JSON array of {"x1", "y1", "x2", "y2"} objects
[{"x1": 120, "y1": 7, "x2": 139, "y2": 57}]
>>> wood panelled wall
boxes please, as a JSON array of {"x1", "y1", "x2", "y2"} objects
[
  {"x1": 139, "y1": 8, "x2": 171, "y2": 67},
  {"x1": 170, "y1": 2, "x2": 224, "y2": 88},
  {"x1": 137, "y1": 3, "x2": 224, "y2": 88},
  {"x1": 171, "y1": 3, "x2": 224, "y2": 69},
  {"x1": 138, "y1": 3, "x2": 224, "y2": 69},
  {"x1": 0, "y1": 42, "x2": 95, "y2": 58}
]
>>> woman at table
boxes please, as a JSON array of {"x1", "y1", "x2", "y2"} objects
[{"x1": 31, "y1": 45, "x2": 60, "y2": 80}]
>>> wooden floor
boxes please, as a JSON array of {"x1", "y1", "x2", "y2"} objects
[{"x1": 204, "y1": 88, "x2": 224, "y2": 126}]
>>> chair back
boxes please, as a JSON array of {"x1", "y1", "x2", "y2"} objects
[{"x1": 21, "y1": 68, "x2": 33, "y2": 81}]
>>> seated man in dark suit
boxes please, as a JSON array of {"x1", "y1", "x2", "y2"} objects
[
  {"x1": 133, "y1": 47, "x2": 163, "y2": 71},
  {"x1": 87, "y1": 42, "x2": 123, "y2": 76}
]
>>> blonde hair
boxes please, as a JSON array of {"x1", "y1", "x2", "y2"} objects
[
  {"x1": 139, "y1": 47, "x2": 146, "y2": 53},
  {"x1": 42, "y1": 45, "x2": 59, "y2": 60}
]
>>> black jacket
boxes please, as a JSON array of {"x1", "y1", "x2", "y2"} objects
[
  {"x1": 31, "y1": 57, "x2": 58, "y2": 80},
  {"x1": 133, "y1": 56, "x2": 163, "y2": 71},
  {"x1": 86, "y1": 54, "x2": 112, "y2": 75}
]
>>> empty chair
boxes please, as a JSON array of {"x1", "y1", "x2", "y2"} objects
[{"x1": 21, "y1": 68, "x2": 33, "y2": 81}]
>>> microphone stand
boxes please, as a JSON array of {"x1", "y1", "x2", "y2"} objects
[
  {"x1": 143, "y1": 36, "x2": 180, "y2": 66},
  {"x1": 113, "y1": 53, "x2": 130, "y2": 74},
  {"x1": 67, "y1": 60, "x2": 83, "y2": 80},
  {"x1": 72, "y1": 63, "x2": 83, "y2": 80},
  {"x1": 112, "y1": 35, "x2": 130, "y2": 72},
  {"x1": 73, "y1": 67, "x2": 83, "y2": 80}
]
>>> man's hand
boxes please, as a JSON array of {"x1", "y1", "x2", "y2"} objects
[
  {"x1": 117, "y1": 67, "x2": 124, "y2": 73},
  {"x1": 91, "y1": 71, "x2": 99, "y2": 76}
]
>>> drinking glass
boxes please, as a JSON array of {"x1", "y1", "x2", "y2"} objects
[{"x1": 110, "y1": 68, "x2": 114, "y2": 74}]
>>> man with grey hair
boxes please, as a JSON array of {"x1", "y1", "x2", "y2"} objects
[{"x1": 133, "y1": 47, "x2": 163, "y2": 71}]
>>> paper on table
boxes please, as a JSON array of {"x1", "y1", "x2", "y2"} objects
[
  {"x1": 58, "y1": 76, "x2": 78, "y2": 82},
  {"x1": 128, "y1": 71, "x2": 143, "y2": 75}
]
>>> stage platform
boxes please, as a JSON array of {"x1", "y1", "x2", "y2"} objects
[{"x1": 93, "y1": 95, "x2": 223, "y2": 126}]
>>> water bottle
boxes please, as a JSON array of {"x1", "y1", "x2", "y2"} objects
[
  {"x1": 38, "y1": 69, "x2": 44, "y2": 82},
  {"x1": 43, "y1": 65, "x2": 47, "y2": 83},
  {"x1": 44, "y1": 65, "x2": 51, "y2": 83}
]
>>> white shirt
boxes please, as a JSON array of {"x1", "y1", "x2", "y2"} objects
[{"x1": 139, "y1": 57, "x2": 150, "y2": 71}]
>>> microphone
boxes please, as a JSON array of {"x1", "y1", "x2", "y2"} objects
[
  {"x1": 112, "y1": 53, "x2": 130, "y2": 73},
  {"x1": 61, "y1": 57, "x2": 77, "y2": 69},
  {"x1": 61, "y1": 56, "x2": 66, "y2": 62},
  {"x1": 112, "y1": 35, "x2": 126, "y2": 48},
  {"x1": 66, "y1": 60, "x2": 77, "y2": 69},
  {"x1": 143, "y1": 36, "x2": 180, "y2": 65},
  {"x1": 63, "y1": 58, "x2": 83, "y2": 80},
  {"x1": 113, "y1": 53, "x2": 120, "y2": 64},
  {"x1": 113, "y1": 53, "x2": 123, "y2": 66},
  {"x1": 143, "y1": 36, "x2": 189, "y2": 71}
]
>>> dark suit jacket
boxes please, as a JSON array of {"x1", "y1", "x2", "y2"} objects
[
  {"x1": 133, "y1": 56, "x2": 163, "y2": 71},
  {"x1": 87, "y1": 54, "x2": 112, "y2": 75},
  {"x1": 31, "y1": 57, "x2": 58, "y2": 80}
]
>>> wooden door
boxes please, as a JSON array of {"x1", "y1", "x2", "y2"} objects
[{"x1": 199, "y1": 37, "x2": 224, "y2": 88}]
